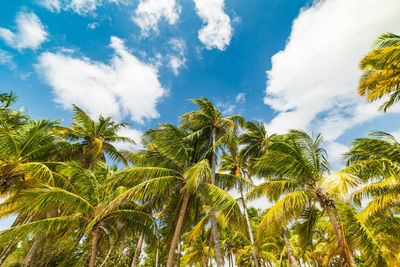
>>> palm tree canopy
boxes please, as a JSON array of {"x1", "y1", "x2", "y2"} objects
[
  {"x1": 358, "y1": 33, "x2": 400, "y2": 111},
  {"x1": 55, "y1": 105, "x2": 136, "y2": 167}
]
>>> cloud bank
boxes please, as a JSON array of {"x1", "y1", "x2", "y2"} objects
[{"x1": 265, "y1": 0, "x2": 400, "y2": 142}]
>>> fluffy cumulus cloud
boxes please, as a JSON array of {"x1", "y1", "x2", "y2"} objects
[
  {"x1": 132, "y1": 0, "x2": 180, "y2": 36},
  {"x1": 36, "y1": 36, "x2": 166, "y2": 124},
  {"x1": 265, "y1": 0, "x2": 400, "y2": 142},
  {"x1": 39, "y1": 0, "x2": 121, "y2": 14},
  {"x1": 167, "y1": 38, "x2": 186, "y2": 75},
  {"x1": 0, "y1": 11, "x2": 47, "y2": 50},
  {"x1": 193, "y1": 0, "x2": 232, "y2": 50}
]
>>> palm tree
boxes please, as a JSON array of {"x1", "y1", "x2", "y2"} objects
[
  {"x1": 180, "y1": 97, "x2": 244, "y2": 266},
  {"x1": 219, "y1": 143, "x2": 259, "y2": 267},
  {"x1": 0, "y1": 91, "x2": 28, "y2": 130},
  {"x1": 343, "y1": 131, "x2": 400, "y2": 218},
  {"x1": 0, "y1": 119, "x2": 69, "y2": 193},
  {"x1": 358, "y1": 33, "x2": 400, "y2": 111},
  {"x1": 239, "y1": 121, "x2": 274, "y2": 159},
  {"x1": 0, "y1": 162, "x2": 153, "y2": 267},
  {"x1": 102, "y1": 123, "x2": 242, "y2": 267},
  {"x1": 55, "y1": 105, "x2": 135, "y2": 168},
  {"x1": 247, "y1": 130, "x2": 357, "y2": 267}
]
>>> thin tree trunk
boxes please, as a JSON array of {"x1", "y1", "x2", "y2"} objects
[
  {"x1": 0, "y1": 241, "x2": 17, "y2": 265},
  {"x1": 155, "y1": 233, "x2": 159, "y2": 267},
  {"x1": 325, "y1": 205, "x2": 356, "y2": 267},
  {"x1": 176, "y1": 236, "x2": 181, "y2": 267},
  {"x1": 166, "y1": 192, "x2": 190, "y2": 267},
  {"x1": 282, "y1": 227, "x2": 299, "y2": 267},
  {"x1": 89, "y1": 228, "x2": 101, "y2": 267},
  {"x1": 202, "y1": 256, "x2": 207, "y2": 267},
  {"x1": 22, "y1": 232, "x2": 45, "y2": 267},
  {"x1": 210, "y1": 127, "x2": 224, "y2": 267},
  {"x1": 205, "y1": 234, "x2": 212, "y2": 267},
  {"x1": 131, "y1": 231, "x2": 145, "y2": 267},
  {"x1": 240, "y1": 183, "x2": 259, "y2": 267},
  {"x1": 99, "y1": 243, "x2": 115, "y2": 267}
]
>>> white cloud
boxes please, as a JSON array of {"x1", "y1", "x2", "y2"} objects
[
  {"x1": 0, "y1": 50, "x2": 16, "y2": 70},
  {"x1": 167, "y1": 38, "x2": 186, "y2": 75},
  {"x1": 265, "y1": 0, "x2": 400, "y2": 141},
  {"x1": 115, "y1": 127, "x2": 144, "y2": 151},
  {"x1": 39, "y1": 0, "x2": 121, "y2": 15},
  {"x1": 235, "y1": 92, "x2": 245, "y2": 104},
  {"x1": 193, "y1": 0, "x2": 232, "y2": 50},
  {"x1": 326, "y1": 141, "x2": 348, "y2": 169},
  {"x1": 87, "y1": 22, "x2": 99, "y2": 30},
  {"x1": 36, "y1": 36, "x2": 167, "y2": 124},
  {"x1": 0, "y1": 11, "x2": 47, "y2": 51},
  {"x1": 132, "y1": 0, "x2": 180, "y2": 37}
]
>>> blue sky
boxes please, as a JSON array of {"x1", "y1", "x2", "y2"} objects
[{"x1": 1, "y1": 0, "x2": 400, "y2": 167}]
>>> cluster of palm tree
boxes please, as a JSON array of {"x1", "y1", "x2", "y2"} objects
[{"x1": 0, "y1": 32, "x2": 399, "y2": 266}]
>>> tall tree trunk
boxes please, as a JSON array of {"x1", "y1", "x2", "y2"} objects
[
  {"x1": 89, "y1": 228, "x2": 101, "y2": 267},
  {"x1": 166, "y1": 192, "x2": 190, "y2": 267},
  {"x1": 0, "y1": 241, "x2": 17, "y2": 265},
  {"x1": 210, "y1": 127, "x2": 224, "y2": 267},
  {"x1": 205, "y1": 234, "x2": 212, "y2": 267},
  {"x1": 99, "y1": 243, "x2": 115, "y2": 267},
  {"x1": 22, "y1": 232, "x2": 45, "y2": 267},
  {"x1": 282, "y1": 227, "x2": 299, "y2": 267},
  {"x1": 155, "y1": 233, "x2": 159, "y2": 267},
  {"x1": 325, "y1": 205, "x2": 356, "y2": 267},
  {"x1": 239, "y1": 180, "x2": 259, "y2": 267},
  {"x1": 176, "y1": 236, "x2": 181, "y2": 267},
  {"x1": 131, "y1": 231, "x2": 144, "y2": 267}
]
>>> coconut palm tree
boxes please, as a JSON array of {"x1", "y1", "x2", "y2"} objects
[
  {"x1": 101, "y1": 123, "x2": 242, "y2": 267},
  {"x1": 219, "y1": 142, "x2": 259, "y2": 267},
  {"x1": 55, "y1": 105, "x2": 135, "y2": 168},
  {"x1": 0, "y1": 119, "x2": 69, "y2": 193},
  {"x1": 0, "y1": 91, "x2": 28, "y2": 130},
  {"x1": 343, "y1": 131, "x2": 400, "y2": 218},
  {"x1": 358, "y1": 33, "x2": 400, "y2": 111},
  {"x1": 247, "y1": 130, "x2": 357, "y2": 267},
  {"x1": 180, "y1": 97, "x2": 244, "y2": 267},
  {"x1": 239, "y1": 121, "x2": 274, "y2": 159},
  {"x1": 0, "y1": 162, "x2": 153, "y2": 267}
]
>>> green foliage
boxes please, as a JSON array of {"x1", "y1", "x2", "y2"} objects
[{"x1": 0, "y1": 92, "x2": 399, "y2": 266}]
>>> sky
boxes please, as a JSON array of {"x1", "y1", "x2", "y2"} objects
[{"x1": 1, "y1": 0, "x2": 400, "y2": 225}]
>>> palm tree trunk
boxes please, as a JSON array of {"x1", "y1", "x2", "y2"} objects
[
  {"x1": 166, "y1": 192, "x2": 190, "y2": 267},
  {"x1": 0, "y1": 241, "x2": 17, "y2": 265},
  {"x1": 240, "y1": 185, "x2": 259, "y2": 267},
  {"x1": 131, "y1": 231, "x2": 144, "y2": 267},
  {"x1": 282, "y1": 227, "x2": 299, "y2": 267},
  {"x1": 155, "y1": 234, "x2": 159, "y2": 267},
  {"x1": 176, "y1": 236, "x2": 181, "y2": 267},
  {"x1": 89, "y1": 228, "x2": 101, "y2": 267},
  {"x1": 325, "y1": 205, "x2": 356, "y2": 267},
  {"x1": 210, "y1": 127, "x2": 224, "y2": 267},
  {"x1": 205, "y1": 234, "x2": 212, "y2": 267},
  {"x1": 22, "y1": 232, "x2": 45, "y2": 267}
]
